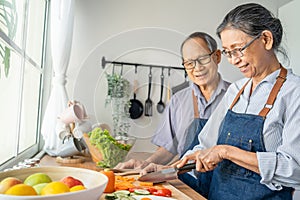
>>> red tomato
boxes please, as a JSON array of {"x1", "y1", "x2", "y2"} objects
[
  {"x1": 128, "y1": 188, "x2": 136, "y2": 193},
  {"x1": 147, "y1": 187, "x2": 157, "y2": 194},
  {"x1": 153, "y1": 188, "x2": 172, "y2": 197},
  {"x1": 128, "y1": 187, "x2": 141, "y2": 193}
]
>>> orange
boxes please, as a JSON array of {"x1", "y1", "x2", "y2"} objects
[
  {"x1": 70, "y1": 185, "x2": 86, "y2": 192},
  {"x1": 5, "y1": 184, "x2": 37, "y2": 196},
  {"x1": 41, "y1": 181, "x2": 70, "y2": 195}
]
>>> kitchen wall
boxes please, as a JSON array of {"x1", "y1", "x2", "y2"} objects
[
  {"x1": 66, "y1": 0, "x2": 293, "y2": 152},
  {"x1": 280, "y1": 0, "x2": 300, "y2": 198},
  {"x1": 279, "y1": 0, "x2": 300, "y2": 75}
]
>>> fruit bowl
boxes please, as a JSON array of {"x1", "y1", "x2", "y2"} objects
[
  {"x1": 0, "y1": 166, "x2": 108, "y2": 200},
  {"x1": 83, "y1": 127, "x2": 136, "y2": 168}
]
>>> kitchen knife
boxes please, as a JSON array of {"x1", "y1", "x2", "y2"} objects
[{"x1": 138, "y1": 163, "x2": 196, "y2": 183}]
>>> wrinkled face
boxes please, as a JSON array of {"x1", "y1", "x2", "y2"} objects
[
  {"x1": 220, "y1": 29, "x2": 273, "y2": 79},
  {"x1": 181, "y1": 38, "x2": 220, "y2": 88}
]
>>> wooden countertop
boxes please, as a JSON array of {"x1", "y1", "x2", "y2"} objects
[{"x1": 40, "y1": 154, "x2": 206, "y2": 200}]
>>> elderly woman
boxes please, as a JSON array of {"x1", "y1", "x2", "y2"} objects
[
  {"x1": 176, "y1": 3, "x2": 300, "y2": 199},
  {"x1": 142, "y1": 3, "x2": 300, "y2": 200}
]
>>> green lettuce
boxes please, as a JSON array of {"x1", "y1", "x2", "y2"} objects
[{"x1": 88, "y1": 128, "x2": 133, "y2": 168}]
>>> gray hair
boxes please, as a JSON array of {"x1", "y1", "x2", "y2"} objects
[
  {"x1": 180, "y1": 32, "x2": 218, "y2": 55},
  {"x1": 216, "y1": 3, "x2": 288, "y2": 61}
]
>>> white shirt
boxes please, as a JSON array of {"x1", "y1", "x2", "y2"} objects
[{"x1": 186, "y1": 68, "x2": 300, "y2": 190}]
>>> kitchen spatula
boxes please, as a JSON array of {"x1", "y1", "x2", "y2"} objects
[{"x1": 145, "y1": 68, "x2": 152, "y2": 116}]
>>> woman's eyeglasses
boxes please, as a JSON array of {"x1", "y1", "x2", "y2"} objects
[
  {"x1": 182, "y1": 51, "x2": 215, "y2": 70},
  {"x1": 221, "y1": 34, "x2": 261, "y2": 58}
]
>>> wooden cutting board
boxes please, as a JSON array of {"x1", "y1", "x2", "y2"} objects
[
  {"x1": 99, "y1": 175, "x2": 192, "y2": 200},
  {"x1": 160, "y1": 182, "x2": 193, "y2": 200},
  {"x1": 40, "y1": 155, "x2": 206, "y2": 200}
]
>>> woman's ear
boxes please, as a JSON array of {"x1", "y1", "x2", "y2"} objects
[
  {"x1": 261, "y1": 30, "x2": 273, "y2": 50},
  {"x1": 214, "y1": 49, "x2": 222, "y2": 64}
]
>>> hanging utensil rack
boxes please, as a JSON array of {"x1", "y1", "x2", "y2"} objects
[{"x1": 101, "y1": 56, "x2": 185, "y2": 72}]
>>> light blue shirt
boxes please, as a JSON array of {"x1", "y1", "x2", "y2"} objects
[
  {"x1": 186, "y1": 68, "x2": 300, "y2": 190},
  {"x1": 151, "y1": 75, "x2": 230, "y2": 156}
]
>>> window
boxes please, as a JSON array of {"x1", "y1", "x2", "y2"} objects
[{"x1": 0, "y1": 0, "x2": 49, "y2": 170}]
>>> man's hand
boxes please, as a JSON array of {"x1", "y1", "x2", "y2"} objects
[{"x1": 114, "y1": 159, "x2": 149, "y2": 169}]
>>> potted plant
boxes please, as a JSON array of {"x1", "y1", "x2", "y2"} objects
[{"x1": 105, "y1": 72, "x2": 131, "y2": 137}]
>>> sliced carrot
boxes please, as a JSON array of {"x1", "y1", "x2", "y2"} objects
[
  {"x1": 139, "y1": 181, "x2": 154, "y2": 187},
  {"x1": 115, "y1": 185, "x2": 131, "y2": 190},
  {"x1": 141, "y1": 198, "x2": 152, "y2": 200}
]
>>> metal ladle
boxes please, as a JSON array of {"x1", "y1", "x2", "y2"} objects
[{"x1": 157, "y1": 68, "x2": 165, "y2": 113}]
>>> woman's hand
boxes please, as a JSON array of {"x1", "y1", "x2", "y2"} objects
[
  {"x1": 195, "y1": 145, "x2": 225, "y2": 172},
  {"x1": 178, "y1": 145, "x2": 259, "y2": 174},
  {"x1": 176, "y1": 151, "x2": 199, "y2": 168},
  {"x1": 177, "y1": 146, "x2": 226, "y2": 172}
]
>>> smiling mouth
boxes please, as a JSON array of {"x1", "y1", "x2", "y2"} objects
[
  {"x1": 195, "y1": 73, "x2": 207, "y2": 79},
  {"x1": 238, "y1": 64, "x2": 249, "y2": 72},
  {"x1": 239, "y1": 63, "x2": 249, "y2": 69},
  {"x1": 195, "y1": 74, "x2": 205, "y2": 78}
]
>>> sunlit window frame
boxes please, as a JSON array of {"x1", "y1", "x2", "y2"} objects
[{"x1": 0, "y1": 0, "x2": 50, "y2": 170}]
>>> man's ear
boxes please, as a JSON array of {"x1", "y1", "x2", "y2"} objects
[
  {"x1": 261, "y1": 30, "x2": 274, "y2": 50},
  {"x1": 214, "y1": 49, "x2": 222, "y2": 64}
]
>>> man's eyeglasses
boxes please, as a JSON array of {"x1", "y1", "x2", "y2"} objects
[
  {"x1": 221, "y1": 34, "x2": 261, "y2": 58},
  {"x1": 182, "y1": 51, "x2": 215, "y2": 70}
]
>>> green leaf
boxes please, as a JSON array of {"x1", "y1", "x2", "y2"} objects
[
  {"x1": 0, "y1": 0, "x2": 13, "y2": 8},
  {"x1": 0, "y1": 0, "x2": 17, "y2": 78},
  {"x1": 4, "y1": 46, "x2": 10, "y2": 77}
]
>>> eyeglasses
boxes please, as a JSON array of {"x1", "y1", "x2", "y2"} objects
[
  {"x1": 221, "y1": 34, "x2": 261, "y2": 58},
  {"x1": 182, "y1": 51, "x2": 215, "y2": 70}
]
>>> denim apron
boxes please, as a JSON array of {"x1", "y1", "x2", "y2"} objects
[
  {"x1": 179, "y1": 91, "x2": 211, "y2": 194},
  {"x1": 181, "y1": 91, "x2": 208, "y2": 156},
  {"x1": 208, "y1": 67, "x2": 293, "y2": 200}
]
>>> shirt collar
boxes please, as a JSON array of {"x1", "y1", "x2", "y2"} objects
[
  {"x1": 261, "y1": 68, "x2": 282, "y2": 84},
  {"x1": 190, "y1": 73, "x2": 228, "y2": 102},
  {"x1": 244, "y1": 68, "x2": 282, "y2": 97}
]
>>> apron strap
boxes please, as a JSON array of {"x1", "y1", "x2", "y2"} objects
[
  {"x1": 229, "y1": 79, "x2": 251, "y2": 110},
  {"x1": 230, "y1": 66, "x2": 287, "y2": 117},
  {"x1": 192, "y1": 90, "x2": 199, "y2": 118},
  {"x1": 259, "y1": 66, "x2": 287, "y2": 117}
]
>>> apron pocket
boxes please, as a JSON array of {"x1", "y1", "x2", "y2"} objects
[{"x1": 220, "y1": 133, "x2": 254, "y2": 177}]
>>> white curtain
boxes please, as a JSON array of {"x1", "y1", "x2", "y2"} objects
[{"x1": 41, "y1": 0, "x2": 74, "y2": 155}]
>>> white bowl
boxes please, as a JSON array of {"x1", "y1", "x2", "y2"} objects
[{"x1": 0, "y1": 166, "x2": 108, "y2": 200}]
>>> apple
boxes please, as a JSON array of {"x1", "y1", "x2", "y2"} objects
[
  {"x1": 33, "y1": 182, "x2": 48, "y2": 195},
  {"x1": 24, "y1": 173, "x2": 52, "y2": 186},
  {"x1": 60, "y1": 176, "x2": 83, "y2": 188},
  {"x1": 0, "y1": 177, "x2": 22, "y2": 193}
]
